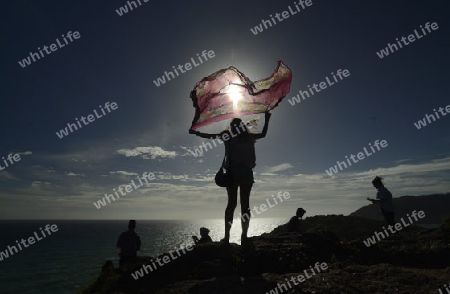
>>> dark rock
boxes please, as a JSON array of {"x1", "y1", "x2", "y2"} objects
[{"x1": 80, "y1": 215, "x2": 450, "y2": 294}]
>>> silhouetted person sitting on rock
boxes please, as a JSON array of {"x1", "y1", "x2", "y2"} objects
[
  {"x1": 288, "y1": 207, "x2": 306, "y2": 232},
  {"x1": 192, "y1": 227, "x2": 213, "y2": 244},
  {"x1": 116, "y1": 220, "x2": 141, "y2": 266},
  {"x1": 367, "y1": 176, "x2": 395, "y2": 226}
]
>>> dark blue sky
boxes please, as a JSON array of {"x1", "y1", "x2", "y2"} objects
[{"x1": 1, "y1": 0, "x2": 449, "y2": 219}]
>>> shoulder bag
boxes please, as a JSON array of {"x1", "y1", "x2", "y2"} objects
[{"x1": 214, "y1": 140, "x2": 233, "y2": 187}]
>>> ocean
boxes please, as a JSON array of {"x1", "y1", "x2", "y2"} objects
[{"x1": 0, "y1": 218, "x2": 286, "y2": 294}]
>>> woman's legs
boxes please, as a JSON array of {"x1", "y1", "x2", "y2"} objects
[
  {"x1": 387, "y1": 211, "x2": 395, "y2": 226},
  {"x1": 224, "y1": 185, "x2": 238, "y2": 242},
  {"x1": 239, "y1": 169, "x2": 254, "y2": 241},
  {"x1": 224, "y1": 169, "x2": 254, "y2": 243},
  {"x1": 240, "y1": 181, "x2": 252, "y2": 240},
  {"x1": 381, "y1": 209, "x2": 395, "y2": 226}
]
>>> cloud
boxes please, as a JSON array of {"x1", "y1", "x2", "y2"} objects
[
  {"x1": 0, "y1": 171, "x2": 17, "y2": 180},
  {"x1": 180, "y1": 146, "x2": 201, "y2": 157},
  {"x1": 32, "y1": 165, "x2": 55, "y2": 173},
  {"x1": 156, "y1": 172, "x2": 172, "y2": 180},
  {"x1": 155, "y1": 172, "x2": 191, "y2": 181},
  {"x1": 66, "y1": 172, "x2": 84, "y2": 177},
  {"x1": 31, "y1": 181, "x2": 51, "y2": 187},
  {"x1": 116, "y1": 146, "x2": 177, "y2": 159},
  {"x1": 243, "y1": 157, "x2": 450, "y2": 215},
  {"x1": 264, "y1": 163, "x2": 294, "y2": 173},
  {"x1": 110, "y1": 171, "x2": 138, "y2": 176},
  {"x1": 31, "y1": 181, "x2": 42, "y2": 187},
  {"x1": 2, "y1": 143, "x2": 449, "y2": 220},
  {"x1": 260, "y1": 172, "x2": 278, "y2": 176},
  {"x1": 171, "y1": 174, "x2": 188, "y2": 180},
  {"x1": 354, "y1": 157, "x2": 450, "y2": 177}
]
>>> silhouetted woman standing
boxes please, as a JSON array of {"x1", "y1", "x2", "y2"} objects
[
  {"x1": 222, "y1": 113, "x2": 272, "y2": 244},
  {"x1": 190, "y1": 112, "x2": 271, "y2": 244}
]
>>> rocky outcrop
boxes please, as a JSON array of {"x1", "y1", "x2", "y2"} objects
[{"x1": 80, "y1": 215, "x2": 450, "y2": 294}]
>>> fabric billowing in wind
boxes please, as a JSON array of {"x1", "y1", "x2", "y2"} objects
[{"x1": 189, "y1": 61, "x2": 292, "y2": 135}]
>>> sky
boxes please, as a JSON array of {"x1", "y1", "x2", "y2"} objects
[{"x1": 1, "y1": 0, "x2": 449, "y2": 220}]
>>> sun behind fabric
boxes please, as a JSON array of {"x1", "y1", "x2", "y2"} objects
[{"x1": 189, "y1": 61, "x2": 292, "y2": 136}]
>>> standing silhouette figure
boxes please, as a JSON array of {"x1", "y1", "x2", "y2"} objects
[
  {"x1": 116, "y1": 220, "x2": 141, "y2": 266},
  {"x1": 367, "y1": 176, "x2": 395, "y2": 226},
  {"x1": 190, "y1": 112, "x2": 271, "y2": 245}
]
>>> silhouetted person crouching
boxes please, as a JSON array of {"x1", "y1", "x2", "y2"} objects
[
  {"x1": 288, "y1": 207, "x2": 306, "y2": 232},
  {"x1": 192, "y1": 227, "x2": 213, "y2": 244}
]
